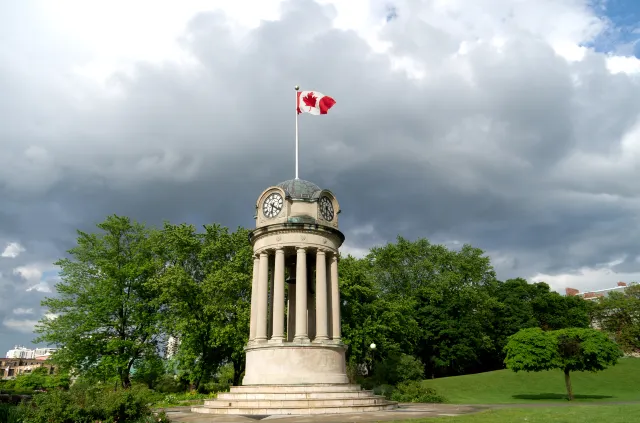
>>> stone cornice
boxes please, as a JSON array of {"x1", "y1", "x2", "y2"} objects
[{"x1": 249, "y1": 222, "x2": 345, "y2": 245}]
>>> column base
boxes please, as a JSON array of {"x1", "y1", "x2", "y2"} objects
[
  {"x1": 293, "y1": 336, "x2": 311, "y2": 343},
  {"x1": 268, "y1": 337, "x2": 285, "y2": 344},
  {"x1": 243, "y1": 342, "x2": 349, "y2": 385}
]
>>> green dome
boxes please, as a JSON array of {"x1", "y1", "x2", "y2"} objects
[{"x1": 276, "y1": 179, "x2": 322, "y2": 200}]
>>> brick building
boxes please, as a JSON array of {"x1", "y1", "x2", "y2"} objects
[
  {"x1": 0, "y1": 358, "x2": 56, "y2": 380},
  {"x1": 565, "y1": 281, "x2": 630, "y2": 300}
]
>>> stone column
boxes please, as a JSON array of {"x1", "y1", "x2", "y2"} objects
[
  {"x1": 255, "y1": 252, "x2": 269, "y2": 342},
  {"x1": 294, "y1": 248, "x2": 309, "y2": 341},
  {"x1": 330, "y1": 253, "x2": 341, "y2": 342},
  {"x1": 326, "y1": 259, "x2": 333, "y2": 339},
  {"x1": 287, "y1": 283, "x2": 296, "y2": 342},
  {"x1": 249, "y1": 255, "x2": 260, "y2": 342},
  {"x1": 315, "y1": 250, "x2": 329, "y2": 341},
  {"x1": 271, "y1": 249, "x2": 285, "y2": 342},
  {"x1": 267, "y1": 255, "x2": 275, "y2": 339}
]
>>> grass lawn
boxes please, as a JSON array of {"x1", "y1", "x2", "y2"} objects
[
  {"x1": 421, "y1": 357, "x2": 640, "y2": 404},
  {"x1": 395, "y1": 404, "x2": 640, "y2": 423}
]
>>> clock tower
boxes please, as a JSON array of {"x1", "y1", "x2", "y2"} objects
[
  {"x1": 244, "y1": 178, "x2": 347, "y2": 384},
  {"x1": 193, "y1": 179, "x2": 396, "y2": 415}
]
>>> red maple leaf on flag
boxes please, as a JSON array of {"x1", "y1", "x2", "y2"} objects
[{"x1": 302, "y1": 92, "x2": 317, "y2": 111}]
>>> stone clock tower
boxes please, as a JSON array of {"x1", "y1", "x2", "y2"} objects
[
  {"x1": 244, "y1": 178, "x2": 347, "y2": 384},
  {"x1": 193, "y1": 179, "x2": 396, "y2": 416}
]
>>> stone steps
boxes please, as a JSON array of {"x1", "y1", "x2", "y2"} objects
[
  {"x1": 192, "y1": 384, "x2": 398, "y2": 415},
  {"x1": 217, "y1": 390, "x2": 375, "y2": 400},
  {"x1": 192, "y1": 403, "x2": 397, "y2": 415},
  {"x1": 229, "y1": 384, "x2": 362, "y2": 393},
  {"x1": 206, "y1": 397, "x2": 390, "y2": 407}
]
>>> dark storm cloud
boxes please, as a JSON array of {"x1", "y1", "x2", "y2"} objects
[{"x1": 2, "y1": 0, "x2": 640, "y2": 352}]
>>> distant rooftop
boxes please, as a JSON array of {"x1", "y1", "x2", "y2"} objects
[{"x1": 566, "y1": 282, "x2": 634, "y2": 300}]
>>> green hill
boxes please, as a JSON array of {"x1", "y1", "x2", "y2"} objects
[{"x1": 421, "y1": 357, "x2": 640, "y2": 404}]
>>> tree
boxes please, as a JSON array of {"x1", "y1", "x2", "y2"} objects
[
  {"x1": 488, "y1": 279, "x2": 591, "y2": 366},
  {"x1": 338, "y1": 254, "x2": 420, "y2": 374},
  {"x1": 504, "y1": 327, "x2": 622, "y2": 400},
  {"x1": 366, "y1": 237, "x2": 501, "y2": 377},
  {"x1": 593, "y1": 283, "x2": 640, "y2": 353},
  {"x1": 35, "y1": 215, "x2": 163, "y2": 389},
  {"x1": 150, "y1": 223, "x2": 252, "y2": 389}
]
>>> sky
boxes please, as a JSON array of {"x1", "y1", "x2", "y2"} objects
[{"x1": 2, "y1": 0, "x2": 640, "y2": 355}]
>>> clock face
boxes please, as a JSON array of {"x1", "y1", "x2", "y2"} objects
[
  {"x1": 319, "y1": 196, "x2": 334, "y2": 221},
  {"x1": 263, "y1": 192, "x2": 283, "y2": 218}
]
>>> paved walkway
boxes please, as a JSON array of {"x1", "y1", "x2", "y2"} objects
[
  {"x1": 160, "y1": 401, "x2": 640, "y2": 422},
  {"x1": 160, "y1": 404, "x2": 491, "y2": 422}
]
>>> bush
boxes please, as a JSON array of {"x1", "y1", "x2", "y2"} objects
[
  {"x1": 154, "y1": 375, "x2": 186, "y2": 393},
  {"x1": 16, "y1": 384, "x2": 158, "y2": 423},
  {"x1": 0, "y1": 404, "x2": 23, "y2": 423},
  {"x1": 371, "y1": 354, "x2": 424, "y2": 385},
  {"x1": 198, "y1": 381, "x2": 229, "y2": 394},
  {"x1": 372, "y1": 384, "x2": 395, "y2": 399},
  {"x1": 390, "y1": 381, "x2": 447, "y2": 404}
]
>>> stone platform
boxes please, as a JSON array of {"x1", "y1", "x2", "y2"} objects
[{"x1": 191, "y1": 384, "x2": 397, "y2": 415}]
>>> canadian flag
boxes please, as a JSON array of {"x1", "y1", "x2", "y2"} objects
[{"x1": 297, "y1": 91, "x2": 336, "y2": 115}]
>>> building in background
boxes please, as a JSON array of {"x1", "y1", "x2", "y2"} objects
[
  {"x1": 166, "y1": 336, "x2": 180, "y2": 359},
  {"x1": 0, "y1": 358, "x2": 56, "y2": 380},
  {"x1": 565, "y1": 282, "x2": 631, "y2": 300},
  {"x1": 5, "y1": 346, "x2": 35, "y2": 359},
  {"x1": 5, "y1": 345, "x2": 57, "y2": 360}
]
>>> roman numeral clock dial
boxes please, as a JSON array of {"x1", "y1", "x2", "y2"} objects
[
  {"x1": 263, "y1": 192, "x2": 283, "y2": 218},
  {"x1": 319, "y1": 196, "x2": 334, "y2": 221}
]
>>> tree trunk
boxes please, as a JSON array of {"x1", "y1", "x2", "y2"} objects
[
  {"x1": 564, "y1": 369, "x2": 574, "y2": 401},
  {"x1": 122, "y1": 373, "x2": 132, "y2": 389},
  {"x1": 232, "y1": 359, "x2": 244, "y2": 387}
]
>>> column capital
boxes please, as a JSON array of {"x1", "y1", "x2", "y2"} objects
[{"x1": 296, "y1": 247, "x2": 307, "y2": 253}]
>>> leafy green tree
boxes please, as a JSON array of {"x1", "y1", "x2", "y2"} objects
[
  {"x1": 367, "y1": 237, "x2": 500, "y2": 377},
  {"x1": 593, "y1": 283, "x2": 640, "y2": 353},
  {"x1": 488, "y1": 279, "x2": 591, "y2": 367},
  {"x1": 13, "y1": 367, "x2": 71, "y2": 391},
  {"x1": 339, "y1": 255, "x2": 420, "y2": 372},
  {"x1": 150, "y1": 223, "x2": 252, "y2": 389},
  {"x1": 35, "y1": 215, "x2": 163, "y2": 388},
  {"x1": 131, "y1": 353, "x2": 165, "y2": 389},
  {"x1": 504, "y1": 327, "x2": 622, "y2": 400}
]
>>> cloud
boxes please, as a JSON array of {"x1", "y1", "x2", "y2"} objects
[
  {"x1": 12, "y1": 308, "x2": 34, "y2": 315},
  {"x1": 1, "y1": 242, "x2": 25, "y2": 258},
  {"x1": 1, "y1": 0, "x2": 640, "y2": 354},
  {"x1": 3, "y1": 318, "x2": 38, "y2": 334},
  {"x1": 13, "y1": 265, "x2": 44, "y2": 285}
]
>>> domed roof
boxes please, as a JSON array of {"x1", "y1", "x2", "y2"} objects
[{"x1": 276, "y1": 179, "x2": 322, "y2": 200}]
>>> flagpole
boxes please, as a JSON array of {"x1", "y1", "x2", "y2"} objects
[{"x1": 295, "y1": 85, "x2": 300, "y2": 180}]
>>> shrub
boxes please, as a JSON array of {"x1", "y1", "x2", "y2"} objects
[
  {"x1": 390, "y1": 381, "x2": 447, "y2": 403},
  {"x1": 372, "y1": 354, "x2": 424, "y2": 385},
  {"x1": 0, "y1": 404, "x2": 23, "y2": 423},
  {"x1": 372, "y1": 384, "x2": 395, "y2": 399},
  {"x1": 154, "y1": 375, "x2": 185, "y2": 394},
  {"x1": 198, "y1": 381, "x2": 229, "y2": 394},
  {"x1": 16, "y1": 384, "x2": 158, "y2": 423}
]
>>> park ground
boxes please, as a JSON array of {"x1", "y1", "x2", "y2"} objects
[{"x1": 166, "y1": 358, "x2": 640, "y2": 422}]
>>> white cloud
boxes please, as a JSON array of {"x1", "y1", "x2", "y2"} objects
[
  {"x1": 13, "y1": 265, "x2": 43, "y2": 284},
  {"x1": 3, "y1": 318, "x2": 38, "y2": 334},
  {"x1": 25, "y1": 282, "x2": 52, "y2": 293},
  {"x1": 1, "y1": 242, "x2": 25, "y2": 258},
  {"x1": 12, "y1": 308, "x2": 34, "y2": 315}
]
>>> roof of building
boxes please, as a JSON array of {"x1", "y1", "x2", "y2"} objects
[{"x1": 276, "y1": 179, "x2": 323, "y2": 200}]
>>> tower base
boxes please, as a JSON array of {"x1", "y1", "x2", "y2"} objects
[
  {"x1": 191, "y1": 384, "x2": 398, "y2": 415},
  {"x1": 242, "y1": 341, "x2": 348, "y2": 385}
]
